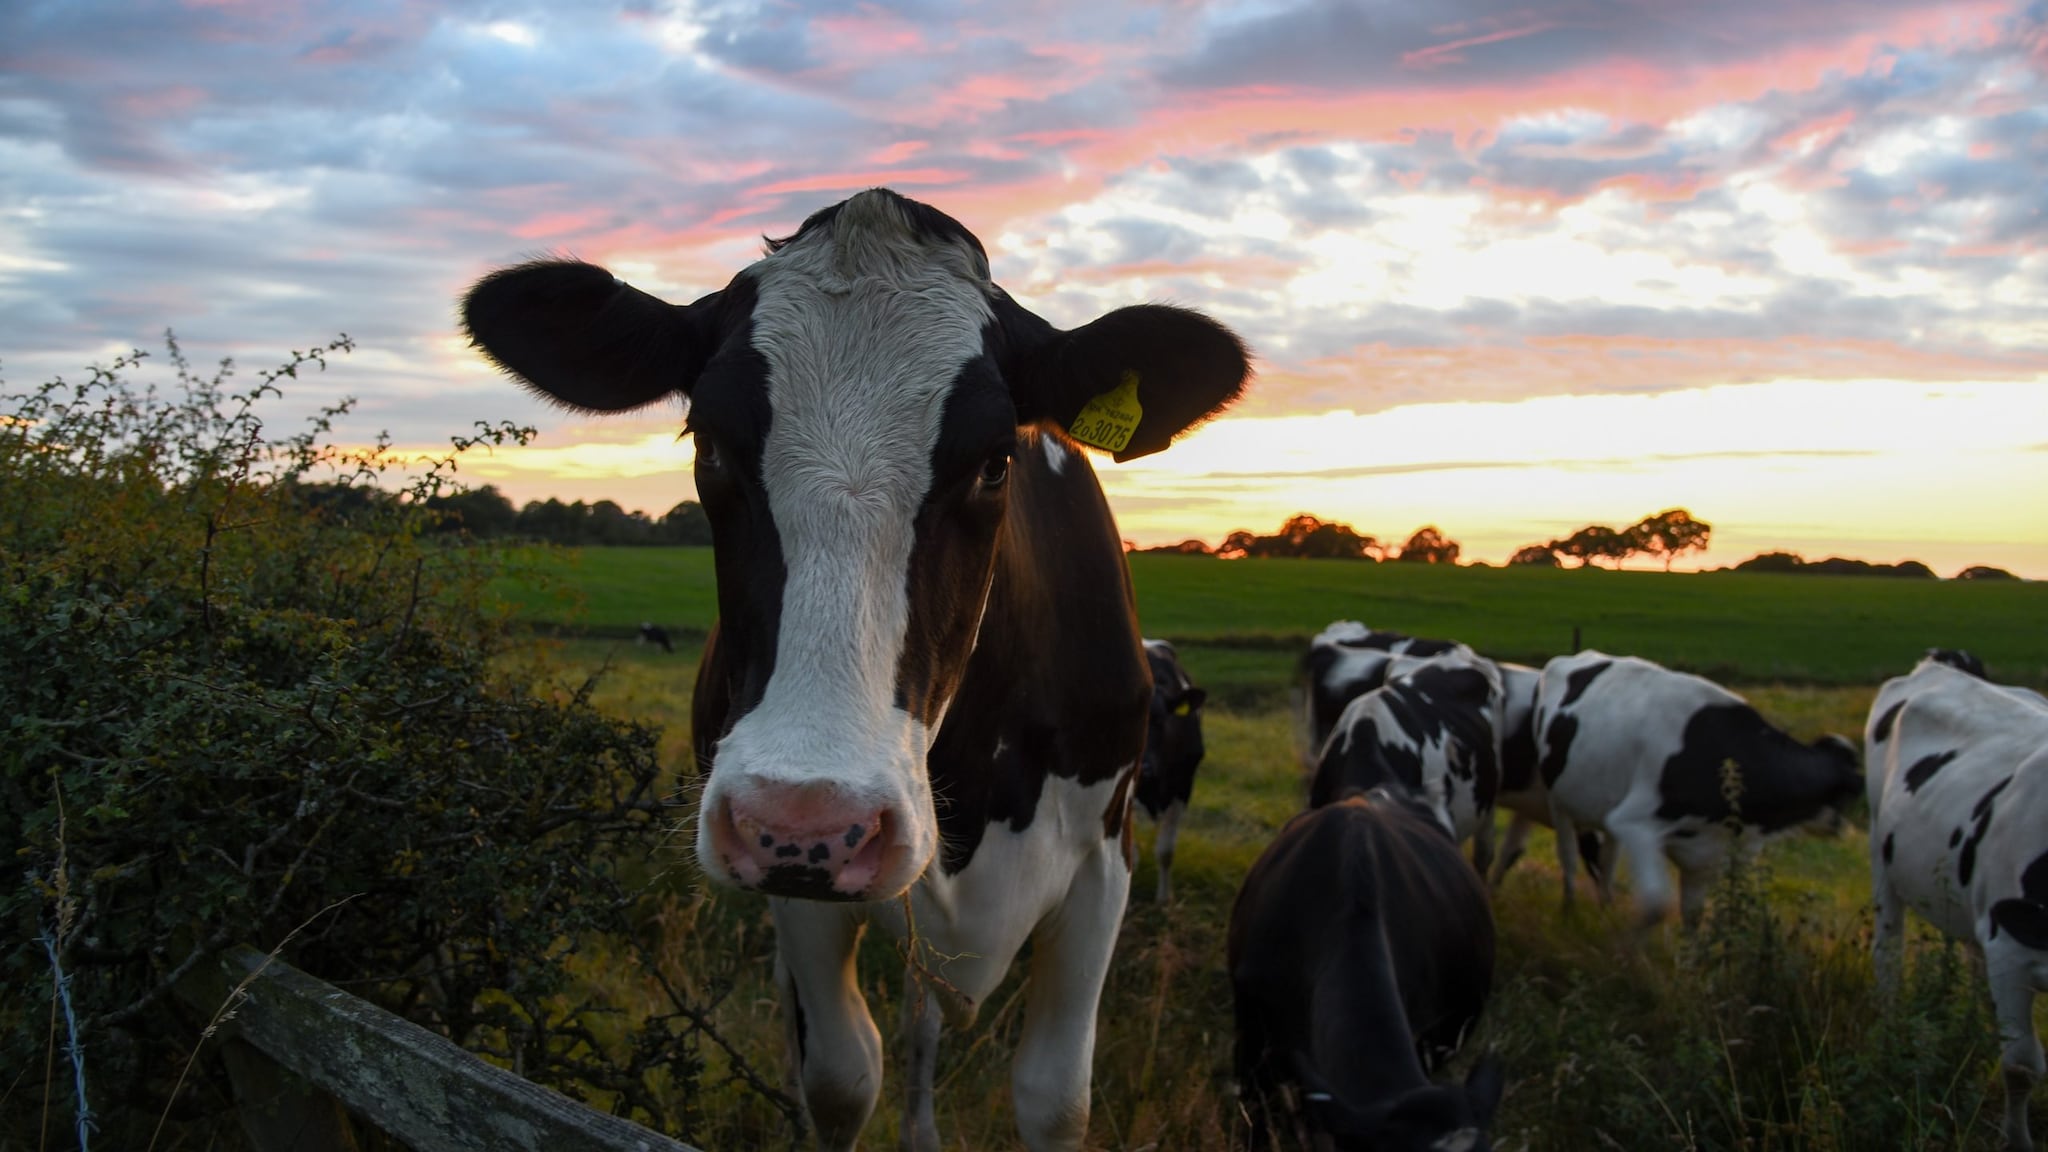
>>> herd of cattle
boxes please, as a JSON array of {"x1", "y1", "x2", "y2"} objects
[
  {"x1": 461, "y1": 187, "x2": 2045, "y2": 1150},
  {"x1": 1177, "y1": 624, "x2": 2048, "y2": 1151}
]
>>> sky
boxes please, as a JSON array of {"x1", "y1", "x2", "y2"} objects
[{"x1": 3, "y1": 0, "x2": 2045, "y2": 575}]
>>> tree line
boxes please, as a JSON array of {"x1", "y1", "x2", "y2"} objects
[
  {"x1": 415, "y1": 484, "x2": 712, "y2": 546},
  {"x1": 1137, "y1": 509, "x2": 1711, "y2": 569}
]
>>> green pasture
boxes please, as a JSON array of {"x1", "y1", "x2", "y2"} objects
[{"x1": 498, "y1": 546, "x2": 2048, "y2": 688}]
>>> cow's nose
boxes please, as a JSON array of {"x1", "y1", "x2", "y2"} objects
[{"x1": 707, "y1": 786, "x2": 890, "y2": 900}]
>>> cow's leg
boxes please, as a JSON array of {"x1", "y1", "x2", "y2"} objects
[
  {"x1": 899, "y1": 977, "x2": 942, "y2": 1152},
  {"x1": 1986, "y1": 939, "x2": 2044, "y2": 1152},
  {"x1": 772, "y1": 899, "x2": 882, "y2": 1151},
  {"x1": 1552, "y1": 804, "x2": 1583, "y2": 912},
  {"x1": 1469, "y1": 806, "x2": 1497, "y2": 877},
  {"x1": 1871, "y1": 852, "x2": 1907, "y2": 998},
  {"x1": 1489, "y1": 813, "x2": 1531, "y2": 888},
  {"x1": 1590, "y1": 832, "x2": 1619, "y2": 907},
  {"x1": 1154, "y1": 798, "x2": 1186, "y2": 904},
  {"x1": 1610, "y1": 818, "x2": 1677, "y2": 927},
  {"x1": 1012, "y1": 844, "x2": 1130, "y2": 1151}
]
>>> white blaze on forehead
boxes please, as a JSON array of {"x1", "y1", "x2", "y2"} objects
[{"x1": 737, "y1": 195, "x2": 997, "y2": 775}]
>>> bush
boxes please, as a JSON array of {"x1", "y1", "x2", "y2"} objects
[{"x1": 1, "y1": 336, "x2": 796, "y2": 1148}]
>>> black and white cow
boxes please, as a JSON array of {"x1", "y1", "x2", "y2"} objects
[
  {"x1": 1299, "y1": 621, "x2": 1459, "y2": 765},
  {"x1": 1535, "y1": 651, "x2": 1862, "y2": 927},
  {"x1": 1230, "y1": 790, "x2": 1504, "y2": 1151},
  {"x1": 1136, "y1": 638, "x2": 1206, "y2": 903},
  {"x1": 1310, "y1": 645, "x2": 1503, "y2": 873},
  {"x1": 463, "y1": 189, "x2": 1251, "y2": 1151},
  {"x1": 1868, "y1": 651, "x2": 2048, "y2": 1152},
  {"x1": 638, "y1": 621, "x2": 675, "y2": 653}
]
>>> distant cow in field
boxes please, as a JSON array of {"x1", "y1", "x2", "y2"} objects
[
  {"x1": 464, "y1": 188, "x2": 1251, "y2": 1151},
  {"x1": 1310, "y1": 645, "x2": 1503, "y2": 872},
  {"x1": 1136, "y1": 639, "x2": 1207, "y2": 902},
  {"x1": 1535, "y1": 651, "x2": 1862, "y2": 927},
  {"x1": 637, "y1": 622, "x2": 674, "y2": 653},
  {"x1": 1299, "y1": 621, "x2": 1459, "y2": 765},
  {"x1": 1868, "y1": 651, "x2": 2048, "y2": 1152},
  {"x1": 1230, "y1": 791, "x2": 1503, "y2": 1151}
]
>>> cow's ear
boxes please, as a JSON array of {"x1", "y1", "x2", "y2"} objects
[
  {"x1": 463, "y1": 260, "x2": 724, "y2": 412},
  {"x1": 996, "y1": 293, "x2": 1251, "y2": 462}
]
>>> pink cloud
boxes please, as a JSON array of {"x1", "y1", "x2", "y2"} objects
[{"x1": 1401, "y1": 20, "x2": 1562, "y2": 70}]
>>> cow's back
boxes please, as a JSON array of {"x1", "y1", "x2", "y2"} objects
[
  {"x1": 1231, "y1": 794, "x2": 1494, "y2": 1068},
  {"x1": 1538, "y1": 652, "x2": 1722, "y2": 819}
]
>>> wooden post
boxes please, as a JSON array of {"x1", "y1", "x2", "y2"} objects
[{"x1": 175, "y1": 945, "x2": 701, "y2": 1152}]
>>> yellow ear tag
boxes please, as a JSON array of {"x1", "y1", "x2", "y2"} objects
[{"x1": 1067, "y1": 370, "x2": 1143, "y2": 454}]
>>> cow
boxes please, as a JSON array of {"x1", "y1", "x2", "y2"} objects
[
  {"x1": 1867, "y1": 651, "x2": 2048, "y2": 1152},
  {"x1": 1309, "y1": 645, "x2": 1503, "y2": 873},
  {"x1": 1230, "y1": 790, "x2": 1504, "y2": 1151},
  {"x1": 1535, "y1": 651, "x2": 1862, "y2": 928},
  {"x1": 462, "y1": 188, "x2": 1251, "y2": 1152},
  {"x1": 1298, "y1": 621, "x2": 1459, "y2": 765},
  {"x1": 638, "y1": 621, "x2": 675, "y2": 653},
  {"x1": 1135, "y1": 638, "x2": 1207, "y2": 903}
]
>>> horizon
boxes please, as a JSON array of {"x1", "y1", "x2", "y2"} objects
[{"x1": 3, "y1": 1, "x2": 2043, "y2": 576}]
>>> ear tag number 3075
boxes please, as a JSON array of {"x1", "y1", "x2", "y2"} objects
[{"x1": 1068, "y1": 370, "x2": 1143, "y2": 454}]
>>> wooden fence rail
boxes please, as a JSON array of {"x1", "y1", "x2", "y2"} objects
[{"x1": 174, "y1": 944, "x2": 702, "y2": 1152}]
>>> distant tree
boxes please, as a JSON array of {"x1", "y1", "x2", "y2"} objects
[
  {"x1": 1555, "y1": 525, "x2": 1631, "y2": 568},
  {"x1": 1627, "y1": 508, "x2": 1712, "y2": 571},
  {"x1": 1212, "y1": 514, "x2": 1376, "y2": 559},
  {"x1": 1733, "y1": 550, "x2": 1805, "y2": 573},
  {"x1": 1955, "y1": 565, "x2": 2017, "y2": 581},
  {"x1": 427, "y1": 484, "x2": 517, "y2": 536},
  {"x1": 662, "y1": 500, "x2": 713, "y2": 545},
  {"x1": 1508, "y1": 543, "x2": 1561, "y2": 568},
  {"x1": 1140, "y1": 538, "x2": 1215, "y2": 555},
  {"x1": 1395, "y1": 525, "x2": 1460, "y2": 565}
]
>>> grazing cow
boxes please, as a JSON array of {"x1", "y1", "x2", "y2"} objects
[
  {"x1": 1135, "y1": 638, "x2": 1207, "y2": 903},
  {"x1": 1535, "y1": 651, "x2": 1861, "y2": 927},
  {"x1": 1868, "y1": 651, "x2": 2048, "y2": 1152},
  {"x1": 463, "y1": 188, "x2": 1251, "y2": 1152},
  {"x1": 1310, "y1": 646, "x2": 1503, "y2": 872},
  {"x1": 638, "y1": 621, "x2": 674, "y2": 653},
  {"x1": 1230, "y1": 791, "x2": 1503, "y2": 1151},
  {"x1": 1299, "y1": 621, "x2": 1458, "y2": 764}
]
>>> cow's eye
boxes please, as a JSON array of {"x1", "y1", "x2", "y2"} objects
[
  {"x1": 978, "y1": 452, "x2": 1010, "y2": 488},
  {"x1": 695, "y1": 438, "x2": 723, "y2": 473}
]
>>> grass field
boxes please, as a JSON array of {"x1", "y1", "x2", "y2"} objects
[
  {"x1": 497, "y1": 547, "x2": 2048, "y2": 688},
  {"x1": 509, "y1": 549, "x2": 2048, "y2": 1150}
]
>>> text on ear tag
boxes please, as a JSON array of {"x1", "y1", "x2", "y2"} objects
[{"x1": 1067, "y1": 370, "x2": 1143, "y2": 453}]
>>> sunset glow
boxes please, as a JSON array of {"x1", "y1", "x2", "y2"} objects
[{"x1": 1, "y1": 0, "x2": 2043, "y2": 574}]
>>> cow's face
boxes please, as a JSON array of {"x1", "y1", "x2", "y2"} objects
[
  {"x1": 463, "y1": 189, "x2": 1249, "y2": 901},
  {"x1": 1138, "y1": 641, "x2": 1206, "y2": 814}
]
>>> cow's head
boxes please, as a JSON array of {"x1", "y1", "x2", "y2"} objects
[
  {"x1": 1137, "y1": 639, "x2": 1206, "y2": 816},
  {"x1": 463, "y1": 189, "x2": 1250, "y2": 901}
]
